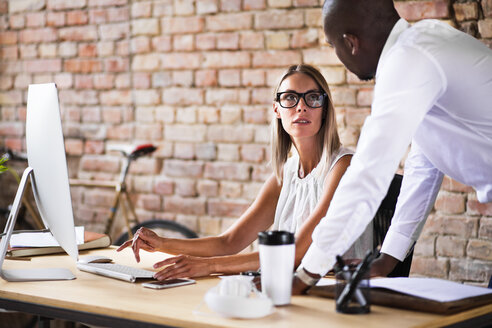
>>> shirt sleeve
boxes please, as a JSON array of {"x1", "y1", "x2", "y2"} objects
[
  {"x1": 300, "y1": 45, "x2": 447, "y2": 276},
  {"x1": 381, "y1": 143, "x2": 443, "y2": 260}
]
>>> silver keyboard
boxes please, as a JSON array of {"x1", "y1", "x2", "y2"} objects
[{"x1": 77, "y1": 262, "x2": 154, "y2": 283}]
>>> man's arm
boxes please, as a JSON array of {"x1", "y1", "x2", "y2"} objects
[{"x1": 297, "y1": 45, "x2": 447, "y2": 280}]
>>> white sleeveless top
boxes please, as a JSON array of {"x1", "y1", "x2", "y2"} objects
[{"x1": 272, "y1": 147, "x2": 373, "y2": 259}]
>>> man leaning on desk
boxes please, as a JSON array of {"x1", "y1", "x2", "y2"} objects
[{"x1": 293, "y1": 0, "x2": 492, "y2": 293}]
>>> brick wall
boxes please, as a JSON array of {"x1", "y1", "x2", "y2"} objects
[{"x1": 0, "y1": 0, "x2": 490, "y2": 285}]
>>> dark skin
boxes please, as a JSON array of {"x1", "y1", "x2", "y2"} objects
[{"x1": 292, "y1": 0, "x2": 401, "y2": 295}]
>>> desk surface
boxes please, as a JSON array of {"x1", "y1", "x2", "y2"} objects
[{"x1": 1, "y1": 247, "x2": 490, "y2": 328}]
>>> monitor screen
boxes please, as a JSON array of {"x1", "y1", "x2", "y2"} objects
[{"x1": 26, "y1": 83, "x2": 78, "y2": 262}]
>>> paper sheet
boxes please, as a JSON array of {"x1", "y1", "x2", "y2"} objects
[
  {"x1": 370, "y1": 277, "x2": 492, "y2": 302},
  {"x1": 10, "y1": 226, "x2": 85, "y2": 247}
]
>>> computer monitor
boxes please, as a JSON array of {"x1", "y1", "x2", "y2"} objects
[{"x1": 0, "y1": 83, "x2": 78, "y2": 281}]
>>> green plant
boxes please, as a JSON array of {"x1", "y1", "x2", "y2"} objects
[{"x1": 0, "y1": 155, "x2": 8, "y2": 174}]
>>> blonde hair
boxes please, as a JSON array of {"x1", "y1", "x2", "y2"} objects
[{"x1": 271, "y1": 64, "x2": 341, "y2": 183}]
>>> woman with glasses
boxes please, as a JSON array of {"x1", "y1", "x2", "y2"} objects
[{"x1": 118, "y1": 64, "x2": 371, "y2": 280}]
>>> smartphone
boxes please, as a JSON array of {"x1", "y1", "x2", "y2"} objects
[{"x1": 142, "y1": 278, "x2": 196, "y2": 289}]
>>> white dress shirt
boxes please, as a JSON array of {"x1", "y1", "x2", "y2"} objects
[{"x1": 300, "y1": 19, "x2": 492, "y2": 276}]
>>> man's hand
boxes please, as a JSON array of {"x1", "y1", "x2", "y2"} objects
[
  {"x1": 292, "y1": 275, "x2": 311, "y2": 295},
  {"x1": 292, "y1": 268, "x2": 321, "y2": 295},
  {"x1": 370, "y1": 253, "x2": 399, "y2": 277}
]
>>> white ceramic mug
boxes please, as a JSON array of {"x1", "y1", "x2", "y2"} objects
[{"x1": 258, "y1": 230, "x2": 295, "y2": 306}]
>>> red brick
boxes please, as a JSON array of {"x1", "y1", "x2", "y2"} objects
[
  {"x1": 479, "y1": 217, "x2": 492, "y2": 239},
  {"x1": 131, "y1": 36, "x2": 150, "y2": 53},
  {"x1": 356, "y1": 88, "x2": 374, "y2": 106},
  {"x1": 1, "y1": 46, "x2": 18, "y2": 59},
  {"x1": 106, "y1": 123, "x2": 133, "y2": 140},
  {"x1": 84, "y1": 189, "x2": 115, "y2": 207},
  {"x1": 243, "y1": 0, "x2": 265, "y2": 10},
  {"x1": 107, "y1": 7, "x2": 129, "y2": 22},
  {"x1": 218, "y1": 69, "x2": 240, "y2": 87},
  {"x1": 19, "y1": 28, "x2": 57, "y2": 43},
  {"x1": 197, "y1": 180, "x2": 218, "y2": 197},
  {"x1": 163, "y1": 159, "x2": 203, "y2": 178},
  {"x1": 152, "y1": 35, "x2": 172, "y2": 52},
  {"x1": 173, "y1": 142, "x2": 195, "y2": 160},
  {"x1": 206, "y1": 13, "x2": 253, "y2": 31},
  {"x1": 395, "y1": 0, "x2": 450, "y2": 21},
  {"x1": 252, "y1": 50, "x2": 301, "y2": 68},
  {"x1": 0, "y1": 76, "x2": 13, "y2": 90},
  {"x1": 449, "y1": 258, "x2": 490, "y2": 282},
  {"x1": 217, "y1": 144, "x2": 239, "y2": 161},
  {"x1": 195, "y1": 70, "x2": 217, "y2": 87},
  {"x1": 164, "y1": 197, "x2": 206, "y2": 215},
  {"x1": 132, "y1": 54, "x2": 160, "y2": 71},
  {"x1": 59, "y1": 26, "x2": 98, "y2": 41},
  {"x1": 75, "y1": 75, "x2": 93, "y2": 89},
  {"x1": 132, "y1": 18, "x2": 159, "y2": 36},
  {"x1": 174, "y1": 0, "x2": 194, "y2": 15},
  {"x1": 217, "y1": 32, "x2": 239, "y2": 50},
  {"x1": 221, "y1": 0, "x2": 241, "y2": 12},
  {"x1": 173, "y1": 71, "x2": 193, "y2": 86},
  {"x1": 101, "y1": 107, "x2": 122, "y2": 123},
  {"x1": 99, "y1": 23, "x2": 129, "y2": 40},
  {"x1": 467, "y1": 239, "x2": 492, "y2": 261},
  {"x1": 81, "y1": 155, "x2": 120, "y2": 173},
  {"x1": 89, "y1": 9, "x2": 106, "y2": 24},
  {"x1": 48, "y1": 0, "x2": 86, "y2": 10},
  {"x1": 23, "y1": 59, "x2": 61, "y2": 73},
  {"x1": 59, "y1": 90, "x2": 98, "y2": 105},
  {"x1": 303, "y1": 48, "x2": 342, "y2": 66},
  {"x1": 173, "y1": 34, "x2": 194, "y2": 51},
  {"x1": 240, "y1": 144, "x2": 265, "y2": 163},
  {"x1": 65, "y1": 138, "x2": 84, "y2": 156},
  {"x1": 478, "y1": 19, "x2": 492, "y2": 38},
  {"x1": 196, "y1": 33, "x2": 216, "y2": 50},
  {"x1": 441, "y1": 176, "x2": 474, "y2": 193},
  {"x1": 414, "y1": 234, "x2": 436, "y2": 257},
  {"x1": 100, "y1": 90, "x2": 132, "y2": 105},
  {"x1": 291, "y1": 29, "x2": 319, "y2": 48},
  {"x1": 243, "y1": 107, "x2": 267, "y2": 124},
  {"x1": 25, "y1": 12, "x2": 46, "y2": 27},
  {"x1": 255, "y1": 10, "x2": 303, "y2": 29},
  {"x1": 196, "y1": 142, "x2": 217, "y2": 160},
  {"x1": 436, "y1": 235, "x2": 466, "y2": 257},
  {"x1": 9, "y1": 15, "x2": 25, "y2": 29},
  {"x1": 175, "y1": 179, "x2": 197, "y2": 197},
  {"x1": 161, "y1": 17, "x2": 205, "y2": 34},
  {"x1": 204, "y1": 162, "x2": 251, "y2": 181},
  {"x1": 0, "y1": 121, "x2": 24, "y2": 136},
  {"x1": 220, "y1": 181, "x2": 242, "y2": 198},
  {"x1": 88, "y1": 0, "x2": 127, "y2": 7},
  {"x1": 239, "y1": 31, "x2": 264, "y2": 49},
  {"x1": 204, "y1": 51, "x2": 250, "y2": 68},
  {"x1": 20, "y1": 44, "x2": 37, "y2": 58},
  {"x1": 153, "y1": 1, "x2": 173, "y2": 16},
  {"x1": 0, "y1": 31, "x2": 17, "y2": 45},
  {"x1": 165, "y1": 124, "x2": 207, "y2": 143},
  {"x1": 410, "y1": 257, "x2": 449, "y2": 278},
  {"x1": 162, "y1": 88, "x2": 203, "y2": 106},
  {"x1": 9, "y1": 0, "x2": 45, "y2": 13},
  {"x1": 4, "y1": 138, "x2": 23, "y2": 152},
  {"x1": 59, "y1": 41, "x2": 77, "y2": 57},
  {"x1": 205, "y1": 89, "x2": 241, "y2": 105},
  {"x1": 197, "y1": 0, "x2": 218, "y2": 14},
  {"x1": 484, "y1": 0, "x2": 492, "y2": 18},
  {"x1": 242, "y1": 69, "x2": 265, "y2": 87},
  {"x1": 467, "y1": 194, "x2": 492, "y2": 216},
  {"x1": 93, "y1": 74, "x2": 114, "y2": 89},
  {"x1": 268, "y1": 0, "x2": 292, "y2": 9},
  {"x1": 84, "y1": 140, "x2": 104, "y2": 154},
  {"x1": 64, "y1": 59, "x2": 102, "y2": 73},
  {"x1": 66, "y1": 10, "x2": 88, "y2": 25},
  {"x1": 453, "y1": 3, "x2": 478, "y2": 21},
  {"x1": 46, "y1": 12, "x2": 65, "y2": 27},
  {"x1": 154, "y1": 178, "x2": 174, "y2": 196},
  {"x1": 105, "y1": 58, "x2": 128, "y2": 72},
  {"x1": 293, "y1": 0, "x2": 318, "y2": 7},
  {"x1": 115, "y1": 40, "x2": 130, "y2": 56},
  {"x1": 207, "y1": 199, "x2": 250, "y2": 217},
  {"x1": 78, "y1": 43, "x2": 97, "y2": 57},
  {"x1": 161, "y1": 53, "x2": 201, "y2": 69},
  {"x1": 131, "y1": 1, "x2": 151, "y2": 18},
  {"x1": 136, "y1": 194, "x2": 161, "y2": 211},
  {"x1": 251, "y1": 164, "x2": 272, "y2": 182}
]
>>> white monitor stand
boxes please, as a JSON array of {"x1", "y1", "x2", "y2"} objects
[{"x1": 0, "y1": 167, "x2": 75, "y2": 281}]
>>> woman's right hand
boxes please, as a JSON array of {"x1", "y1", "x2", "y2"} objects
[{"x1": 116, "y1": 227, "x2": 163, "y2": 262}]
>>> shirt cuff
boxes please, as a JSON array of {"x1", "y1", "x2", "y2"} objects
[
  {"x1": 300, "y1": 243, "x2": 336, "y2": 276},
  {"x1": 380, "y1": 229, "x2": 414, "y2": 261}
]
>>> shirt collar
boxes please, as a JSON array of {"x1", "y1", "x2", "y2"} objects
[{"x1": 375, "y1": 18, "x2": 410, "y2": 79}]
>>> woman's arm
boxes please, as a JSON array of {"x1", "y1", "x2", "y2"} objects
[
  {"x1": 118, "y1": 174, "x2": 282, "y2": 262},
  {"x1": 150, "y1": 155, "x2": 353, "y2": 280}
]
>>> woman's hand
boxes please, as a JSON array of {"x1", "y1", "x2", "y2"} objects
[
  {"x1": 152, "y1": 255, "x2": 214, "y2": 281},
  {"x1": 116, "y1": 227, "x2": 163, "y2": 262}
]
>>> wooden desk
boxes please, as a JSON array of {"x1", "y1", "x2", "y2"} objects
[{"x1": 0, "y1": 247, "x2": 490, "y2": 328}]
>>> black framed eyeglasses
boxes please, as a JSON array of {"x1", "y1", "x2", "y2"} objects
[{"x1": 275, "y1": 91, "x2": 327, "y2": 109}]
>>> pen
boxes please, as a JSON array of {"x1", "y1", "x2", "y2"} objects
[
  {"x1": 335, "y1": 255, "x2": 367, "y2": 306},
  {"x1": 336, "y1": 250, "x2": 376, "y2": 309}
]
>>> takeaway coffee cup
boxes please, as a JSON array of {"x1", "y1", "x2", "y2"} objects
[{"x1": 258, "y1": 230, "x2": 295, "y2": 306}]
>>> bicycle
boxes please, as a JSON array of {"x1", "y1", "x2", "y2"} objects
[{"x1": 0, "y1": 144, "x2": 198, "y2": 246}]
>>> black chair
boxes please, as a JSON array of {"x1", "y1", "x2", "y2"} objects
[{"x1": 373, "y1": 174, "x2": 414, "y2": 277}]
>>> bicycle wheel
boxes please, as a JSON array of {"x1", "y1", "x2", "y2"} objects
[{"x1": 114, "y1": 219, "x2": 198, "y2": 246}]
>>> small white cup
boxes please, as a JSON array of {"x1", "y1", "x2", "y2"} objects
[
  {"x1": 258, "y1": 230, "x2": 295, "y2": 306},
  {"x1": 217, "y1": 275, "x2": 254, "y2": 297}
]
